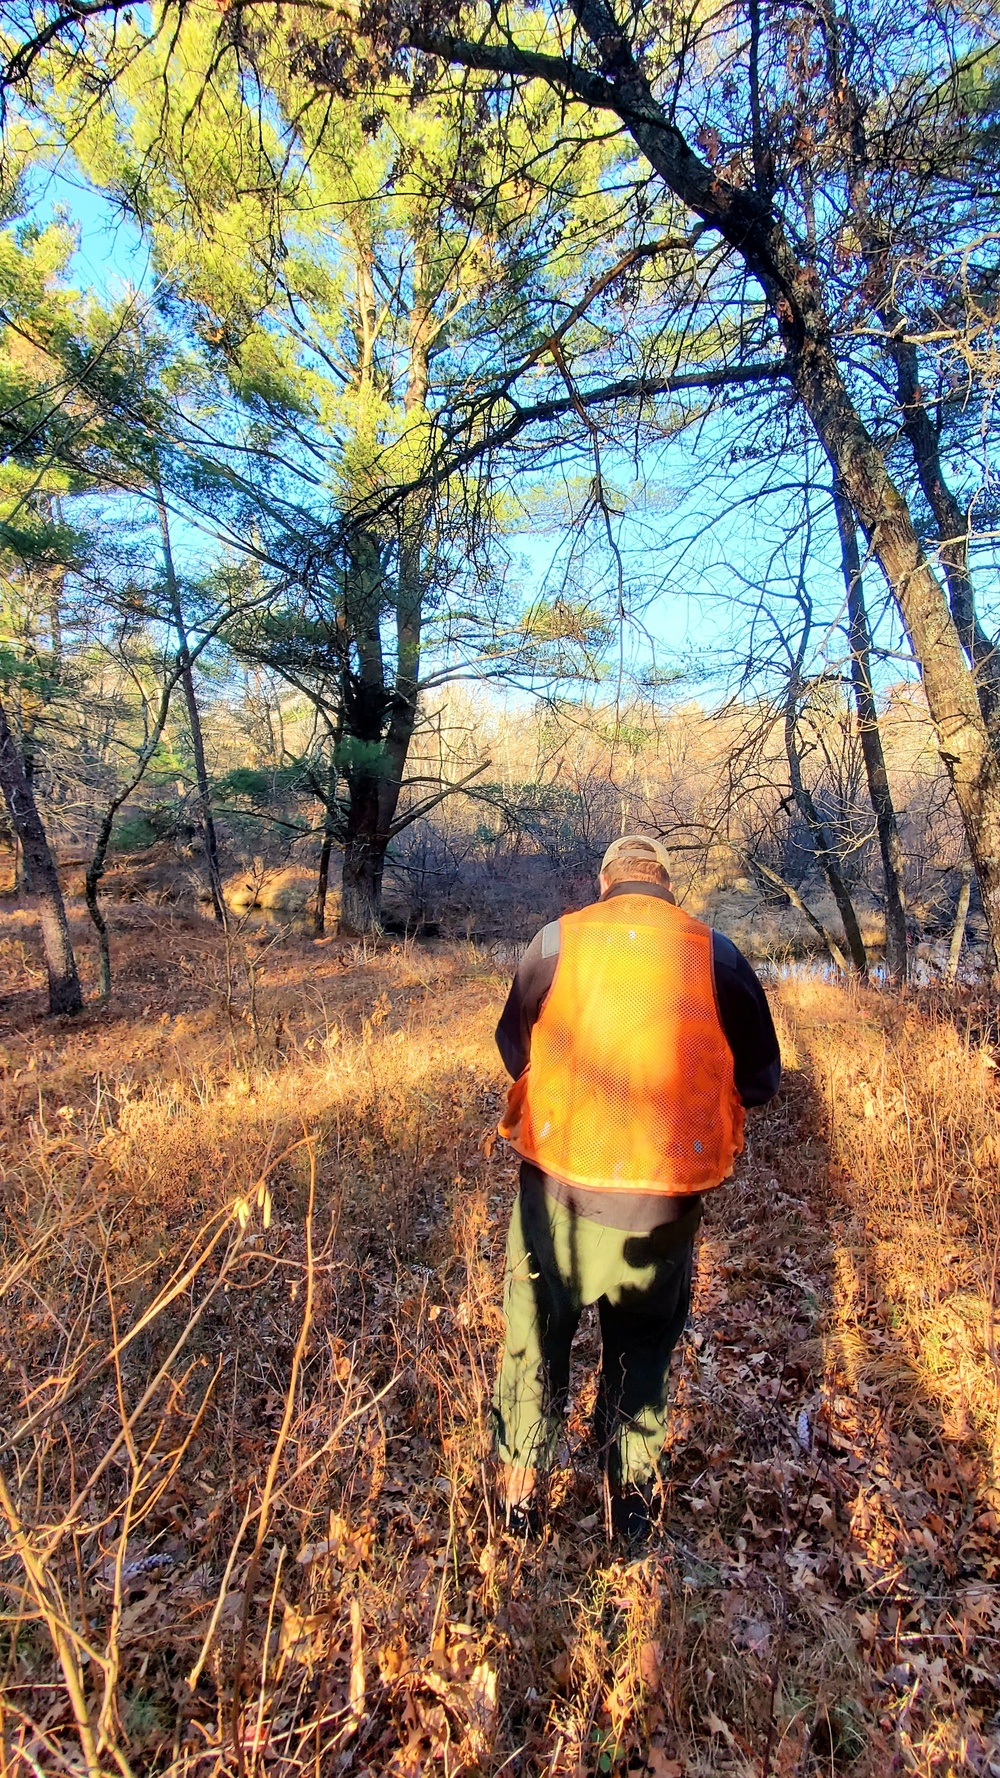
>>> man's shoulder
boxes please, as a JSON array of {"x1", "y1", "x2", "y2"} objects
[
  {"x1": 513, "y1": 920, "x2": 562, "y2": 975},
  {"x1": 710, "y1": 928, "x2": 741, "y2": 969},
  {"x1": 525, "y1": 900, "x2": 611, "y2": 963},
  {"x1": 710, "y1": 928, "x2": 767, "y2": 991},
  {"x1": 542, "y1": 898, "x2": 599, "y2": 939}
]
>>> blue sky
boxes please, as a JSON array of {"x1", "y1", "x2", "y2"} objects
[
  {"x1": 30, "y1": 158, "x2": 152, "y2": 301},
  {"x1": 17, "y1": 153, "x2": 916, "y2": 709}
]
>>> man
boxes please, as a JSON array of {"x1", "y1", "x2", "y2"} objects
[{"x1": 492, "y1": 835, "x2": 781, "y2": 1549}]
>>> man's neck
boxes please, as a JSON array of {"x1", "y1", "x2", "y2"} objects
[{"x1": 600, "y1": 881, "x2": 677, "y2": 907}]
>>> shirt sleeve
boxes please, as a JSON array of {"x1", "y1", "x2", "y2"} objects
[
  {"x1": 711, "y1": 932, "x2": 782, "y2": 1107},
  {"x1": 495, "y1": 924, "x2": 560, "y2": 1079}
]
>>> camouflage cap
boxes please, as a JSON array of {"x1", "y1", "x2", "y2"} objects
[{"x1": 599, "y1": 834, "x2": 672, "y2": 876}]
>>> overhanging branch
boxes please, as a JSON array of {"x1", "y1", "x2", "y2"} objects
[
  {"x1": 388, "y1": 760, "x2": 492, "y2": 837},
  {"x1": 344, "y1": 359, "x2": 790, "y2": 538}
]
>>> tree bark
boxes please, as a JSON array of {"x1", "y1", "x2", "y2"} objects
[
  {"x1": 833, "y1": 482, "x2": 909, "y2": 984},
  {"x1": 339, "y1": 784, "x2": 387, "y2": 937},
  {"x1": 157, "y1": 489, "x2": 226, "y2": 924},
  {"x1": 0, "y1": 695, "x2": 82, "y2": 1014},
  {"x1": 314, "y1": 759, "x2": 339, "y2": 936},
  {"x1": 945, "y1": 862, "x2": 971, "y2": 986},
  {"x1": 405, "y1": 1, "x2": 1000, "y2": 958}
]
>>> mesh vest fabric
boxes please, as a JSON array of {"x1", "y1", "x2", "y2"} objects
[{"x1": 498, "y1": 896, "x2": 744, "y2": 1193}]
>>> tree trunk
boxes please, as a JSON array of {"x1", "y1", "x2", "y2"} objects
[
  {"x1": 833, "y1": 482, "x2": 909, "y2": 984},
  {"x1": 829, "y1": 49, "x2": 1000, "y2": 736},
  {"x1": 337, "y1": 527, "x2": 391, "y2": 937},
  {"x1": 157, "y1": 489, "x2": 226, "y2": 924},
  {"x1": 14, "y1": 715, "x2": 36, "y2": 892},
  {"x1": 945, "y1": 863, "x2": 971, "y2": 986},
  {"x1": 334, "y1": 256, "x2": 433, "y2": 939},
  {"x1": 339, "y1": 805, "x2": 387, "y2": 937},
  {"x1": 84, "y1": 811, "x2": 114, "y2": 1001},
  {"x1": 785, "y1": 758, "x2": 869, "y2": 976},
  {"x1": 178, "y1": 653, "x2": 226, "y2": 922},
  {"x1": 885, "y1": 337, "x2": 1000, "y2": 731},
  {"x1": 84, "y1": 671, "x2": 178, "y2": 998},
  {"x1": 314, "y1": 761, "x2": 339, "y2": 936},
  {"x1": 315, "y1": 825, "x2": 334, "y2": 935},
  {"x1": 0, "y1": 696, "x2": 82, "y2": 1014}
]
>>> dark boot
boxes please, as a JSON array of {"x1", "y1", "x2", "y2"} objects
[
  {"x1": 495, "y1": 1468, "x2": 543, "y2": 1539},
  {"x1": 610, "y1": 1481, "x2": 654, "y2": 1554},
  {"x1": 503, "y1": 1499, "x2": 542, "y2": 1538}
]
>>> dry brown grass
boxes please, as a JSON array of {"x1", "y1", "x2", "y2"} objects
[
  {"x1": 1, "y1": 906, "x2": 998, "y2": 1777},
  {"x1": 774, "y1": 974, "x2": 1000, "y2": 1466}
]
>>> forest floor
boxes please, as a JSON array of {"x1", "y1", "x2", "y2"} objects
[{"x1": 1, "y1": 900, "x2": 999, "y2": 1778}]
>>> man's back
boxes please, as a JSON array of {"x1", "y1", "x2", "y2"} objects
[
  {"x1": 490, "y1": 836, "x2": 781, "y2": 1549},
  {"x1": 500, "y1": 891, "x2": 744, "y2": 1192}
]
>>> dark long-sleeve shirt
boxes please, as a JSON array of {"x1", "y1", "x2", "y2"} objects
[{"x1": 495, "y1": 881, "x2": 781, "y2": 1231}]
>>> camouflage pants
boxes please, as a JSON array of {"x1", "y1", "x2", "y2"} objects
[{"x1": 492, "y1": 1177, "x2": 699, "y2": 1489}]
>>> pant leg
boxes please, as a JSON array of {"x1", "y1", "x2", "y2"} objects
[
  {"x1": 492, "y1": 1172, "x2": 583, "y2": 1473},
  {"x1": 594, "y1": 1219, "x2": 697, "y2": 1489}
]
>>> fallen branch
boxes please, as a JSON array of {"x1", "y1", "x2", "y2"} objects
[{"x1": 746, "y1": 856, "x2": 851, "y2": 975}]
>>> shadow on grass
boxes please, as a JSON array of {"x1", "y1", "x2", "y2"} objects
[{"x1": 443, "y1": 1041, "x2": 1000, "y2": 1777}]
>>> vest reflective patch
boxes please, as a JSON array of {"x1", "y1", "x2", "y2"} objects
[
  {"x1": 499, "y1": 896, "x2": 744, "y2": 1193},
  {"x1": 540, "y1": 921, "x2": 560, "y2": 959}
]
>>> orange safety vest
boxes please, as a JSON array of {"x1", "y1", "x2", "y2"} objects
[{"x1": 499, "y1": 895, "x2": 744, "y2": 1194}]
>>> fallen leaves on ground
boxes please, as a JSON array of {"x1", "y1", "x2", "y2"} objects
[{"x1": 1, "y1": 928, "x2": 998, "y2": 1775}]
